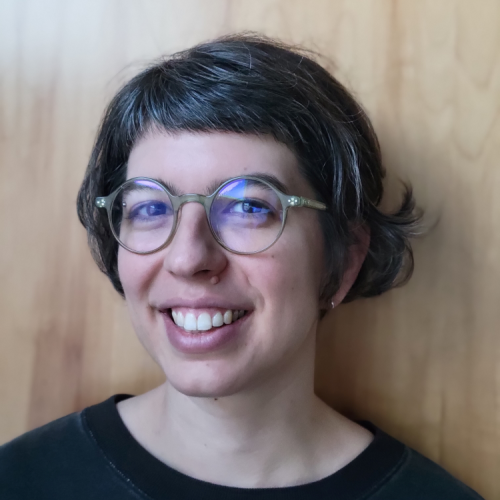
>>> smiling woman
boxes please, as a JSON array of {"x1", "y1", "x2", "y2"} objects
[{"x1": 0, "y1": 34, "x2": 483, "y2": 500}]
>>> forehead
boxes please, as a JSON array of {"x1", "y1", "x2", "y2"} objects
[{"x1": 126, "y1": 131, "x2": 312, "y2": 196}]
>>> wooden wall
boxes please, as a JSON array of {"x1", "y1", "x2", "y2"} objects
[{"x1": 1, "y1": 1, "x2": 499, "y2": 497}]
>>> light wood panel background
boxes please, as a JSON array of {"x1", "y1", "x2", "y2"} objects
[{"x1": 1, "y1": 0, "x2": 499, "y2": 497}]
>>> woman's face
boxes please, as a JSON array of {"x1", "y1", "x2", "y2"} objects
[{"x1": 118, "y1": 131, "x2": 326, "y2": 397}]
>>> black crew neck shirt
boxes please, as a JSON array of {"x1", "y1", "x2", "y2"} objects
[{"x1": 0, "y1": 394, "x2": 483, "y2": 499}]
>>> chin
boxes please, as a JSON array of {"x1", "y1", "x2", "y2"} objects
[
  {"x1": 169, "y1": 378, "x2": 243, "y2": 399},
  {"x1": 165, "y1": 362, "x2": 252, "y2": 398}
]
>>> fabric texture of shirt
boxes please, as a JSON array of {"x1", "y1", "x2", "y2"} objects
[{"x1": 0, "y1": 394, "x2": 484, "y2": 499}]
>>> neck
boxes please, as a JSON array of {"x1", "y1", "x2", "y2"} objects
[
  {"x1": 163, "y1": 342, "x2": 317, "y2": 451},
  {"x1": 118, "y1": 333, "x2": 372, "y2": 488}
]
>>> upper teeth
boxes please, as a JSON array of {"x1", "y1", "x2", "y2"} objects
[{"x1": 171, "y1": 309, "x2": 246, "y2": 333}]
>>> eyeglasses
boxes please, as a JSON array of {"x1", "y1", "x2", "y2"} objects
[{"x1": 95, "y1": 176, "x2": 327, "y2": 255}]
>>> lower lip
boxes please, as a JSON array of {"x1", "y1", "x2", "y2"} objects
[{"x1": 162, "y1": 312, "x2": 249, "y2": 354}]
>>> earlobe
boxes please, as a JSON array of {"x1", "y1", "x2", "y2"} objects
[{"x1": 331, "y1": 226, "x2": 370, "y2": 307}]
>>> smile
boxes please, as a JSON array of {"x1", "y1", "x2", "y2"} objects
[{"x1": 170, "y1": 308, "x2": 248, "y2": 334}]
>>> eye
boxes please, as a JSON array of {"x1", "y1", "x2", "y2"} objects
[
  {"x1": 127, "y1": 201, "x2": 171, "y2": 220},
  {"x1": 227, "y1": 198, "x2": 273, "y2": 215}
]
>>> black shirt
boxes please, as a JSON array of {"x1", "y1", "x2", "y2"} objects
[{"x1": 0, "y1": 395, "x2": 483, "y2": 499}]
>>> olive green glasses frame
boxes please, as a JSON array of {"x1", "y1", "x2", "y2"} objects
[{"x1": 95, "y1": 175, "x2": 327, "y2": 255}]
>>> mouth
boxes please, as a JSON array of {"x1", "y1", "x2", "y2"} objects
[{"x1": 167, "y1": 308, "x2": 249, "y2": 334}]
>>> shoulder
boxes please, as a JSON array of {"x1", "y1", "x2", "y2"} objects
[
  {"x1": 372, "y1": 442, "x2": 484, "y2": 500},
  {"x1": 0, "y1": 397, "x2": 136, "y2": 499},
  {"x1": 0, "y1": 411, "x2": 94, "y2": 496},
  {"x1": 0, "y1": 410, "x2": 88, "y2": 471}
]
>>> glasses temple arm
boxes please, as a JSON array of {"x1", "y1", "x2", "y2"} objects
[{"x1": 288, "y1": 196, "x2": 327, "y2": 211}]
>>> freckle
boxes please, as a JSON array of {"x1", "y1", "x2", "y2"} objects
[{"x1": 214, "y1": 398, "x2": 218, "y2": 401}]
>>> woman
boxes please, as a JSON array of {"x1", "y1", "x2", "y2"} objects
[{"x1": 0, "y1": 34, "x2": 483, "y2": 499}]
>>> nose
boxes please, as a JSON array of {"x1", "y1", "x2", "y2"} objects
[{"x1": 162, "y1": 201, "x2": 228, "y2": 280}]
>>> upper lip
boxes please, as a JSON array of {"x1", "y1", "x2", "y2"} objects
[{"x1": 153, "y1": 297, "x2": 253, "y2": 312}]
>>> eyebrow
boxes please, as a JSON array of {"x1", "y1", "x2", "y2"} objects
[{"x1": 149, "y1": 173, "x2": 290, "y2": 196}]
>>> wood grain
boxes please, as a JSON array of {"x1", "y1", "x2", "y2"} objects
[{"x1": 1, "y1": 1, "x2": 499, "y2": 497}]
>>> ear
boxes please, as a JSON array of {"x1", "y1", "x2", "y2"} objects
[{"x1": 331, "y1": 226, "x2": 370, "y2": 307}]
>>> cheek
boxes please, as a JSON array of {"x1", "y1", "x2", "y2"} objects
[
  {"x1": 117, "y1": 249, "x2": 165, "y2": 359},
  {"x1": 235, "y1": 243, "x2": 322, "y2": 374},
  {"x1": 118, "y1": 248, "x2": 158, "y2": 298},
  {"x1": 117, "y1": 250, "x2": 147, "y2": 329},
  {"x1": 274, "y1": 217, "x2": 324, "y2": 290},
  {"x1": 244, "y1": 224, "x2": 324, "y2": 317},
  {"x1": 117, "y1": 249, "x2": 161, "y2": 335},
  {"x1": 118, "y1": 250, "x2": 140, "y2": 300}
]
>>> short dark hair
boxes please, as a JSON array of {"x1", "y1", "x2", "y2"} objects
[{"x1": 77, "y1": 33, "x2": 420, "y2": 305}]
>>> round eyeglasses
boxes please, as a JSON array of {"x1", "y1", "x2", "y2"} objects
[{"x1": 95, "y1": 176, "x2": 327, "y2": 255}]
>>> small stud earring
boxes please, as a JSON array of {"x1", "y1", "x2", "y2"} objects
[{"x1": 331, "y1": 299, "x2": 335, "y2": 309}]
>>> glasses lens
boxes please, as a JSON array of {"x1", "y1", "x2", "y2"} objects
[
  {"x1": 210, "y1": 178, "x2": 284, "y2": 253},
  {"x1": 111, "y1": 179, "x2": 174, "y2": 253}
]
